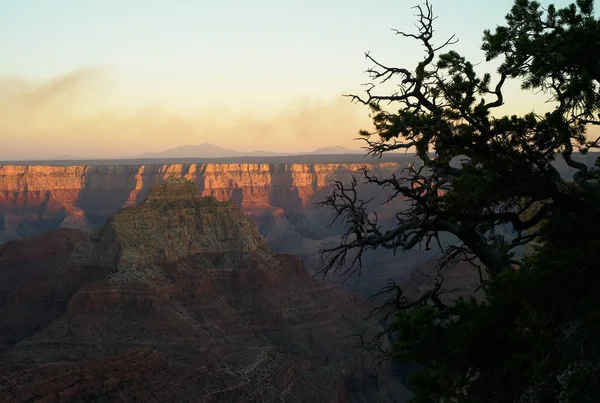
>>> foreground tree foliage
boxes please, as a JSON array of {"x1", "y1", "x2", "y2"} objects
[{"x1": 321, "y1": 0, "x2": 600, "y2": 401}]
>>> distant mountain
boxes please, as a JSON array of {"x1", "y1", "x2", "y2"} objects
[
  {"x1": 310, "y1": 146, "x2": 363, "y2": 154},
  {"x1": 43, "y1": 154, "x2": 84, "y2": 160},
  {"x1": 136, "y1": 143, "x2": 364, "y2": 159},
  {"x1": 136, "y1": 143, "x2": 281, "y2": 159}
]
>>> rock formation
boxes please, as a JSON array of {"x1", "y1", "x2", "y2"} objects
[
  {"x1": 0, "y1": 178, "x2": 411, "y2": 402},
  {"x1": 0, "y1": 162, "x2": 403, "y2": 243}
]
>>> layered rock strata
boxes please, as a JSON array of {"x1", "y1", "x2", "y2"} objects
[{"x1": 0, "y1": 162, "x2": 402, "y2": 243}]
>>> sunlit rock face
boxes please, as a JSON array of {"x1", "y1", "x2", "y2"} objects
[
  {"x1": 0, "y1": 178, "x2": 411, "y2": 402},
  {"x1": 0, "y1": 162, "x2": 402, "y2": 245}
]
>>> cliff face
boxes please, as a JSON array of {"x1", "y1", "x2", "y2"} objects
[
  {"x1": 0, "y1": 178, "x2": 411, "y2": 402},
  {"x1": 0, "y1": 162, "x2": 400, "y2": 240}
]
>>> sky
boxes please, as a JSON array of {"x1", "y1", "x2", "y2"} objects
[{"x1": 0, "y1": 0, "x2": 574, "y2": 160}]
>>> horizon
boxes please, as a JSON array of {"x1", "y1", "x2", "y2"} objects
[
  {"x1": 0, "y1": 0, "x2": 576, "y2": 160},
  {"x1": 41, "y1": 142, "x2": 367, "y2": 161}
]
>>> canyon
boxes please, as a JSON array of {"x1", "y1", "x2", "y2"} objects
[
  {"x1": 0, "y1": 177, "x2": 411, "y2": 402},
  {"x1": 0, "y1": 158, "x2": 420, "y2": 291},
  {"x1": 0, "y1": 159, "x2": 405, "y2": 246},
  {"x1": 0, "y1": 157, "x2": 434, "y2": 303},
  {"x1": 4, "y1": 152, "x2": 579, "y2": 400},
  {"x1": 6, "y1": 152, "x2": 585, "y2": 300},
  {"x1": 3, "y1": 152, "x2": 588, "y2": 297}
]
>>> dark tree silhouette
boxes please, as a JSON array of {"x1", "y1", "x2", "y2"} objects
[
  {"x1": 320, "y1": 0, "x2": 599, "y2": 307},
  {"x1": 320, "y1": 0, "x2": 600, "y2": 401}
]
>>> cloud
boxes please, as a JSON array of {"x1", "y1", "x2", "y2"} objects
[{"x1": 0, "y1": 68, "x2": 372, "y2": 160}]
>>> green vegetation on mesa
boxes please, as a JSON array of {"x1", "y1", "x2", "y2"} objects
[{"x1": 322, "y1": 0, "x2": 600, "y2": 401}]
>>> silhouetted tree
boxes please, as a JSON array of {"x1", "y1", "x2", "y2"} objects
[{"x1": 320, "y1": 0, "x2": 600, "y2": 401}]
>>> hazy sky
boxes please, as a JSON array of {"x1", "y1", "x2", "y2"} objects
[{"x1": 0, "y1": 0, "x2": 573, "y2": 159}]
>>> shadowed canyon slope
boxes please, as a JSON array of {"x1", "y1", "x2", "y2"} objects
[{"x1": 0, "y1": 177, "x2": 411, "y2": 402}]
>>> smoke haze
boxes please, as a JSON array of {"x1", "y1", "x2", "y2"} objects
[{"x1": 0, "y1": 67, "x2": 372, "y2": 160}]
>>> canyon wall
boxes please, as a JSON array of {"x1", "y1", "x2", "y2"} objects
[
  {"x1": 1, "y1": 152, "x2": 594, "y2": 245},
  {"x1": 0, "y1": 162, "x2": 403, "y2": 251}
]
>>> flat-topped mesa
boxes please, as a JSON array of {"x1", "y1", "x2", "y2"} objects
[{"x1": 71, "y1": 177, "x2": 270, "y2": 273}]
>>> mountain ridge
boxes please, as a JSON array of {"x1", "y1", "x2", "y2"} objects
[
  {"x1": 136, "y1": 143, "x2": 364, "y2": 159},
  {"x1": 35, "y1": 144, "x2": 366, "y2": 161}
]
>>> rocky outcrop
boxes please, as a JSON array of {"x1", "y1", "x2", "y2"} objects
[
  {"x1": 0, "y1": 178, "x2": 411, "y2": 402},
  {"x1": 73, "y1": 177, "x2": 268, "y2": 273}
]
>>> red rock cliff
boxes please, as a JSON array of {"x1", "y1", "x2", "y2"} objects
[{"x1": 0, "y1": 162, "x2": 401, "y2": 243}]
